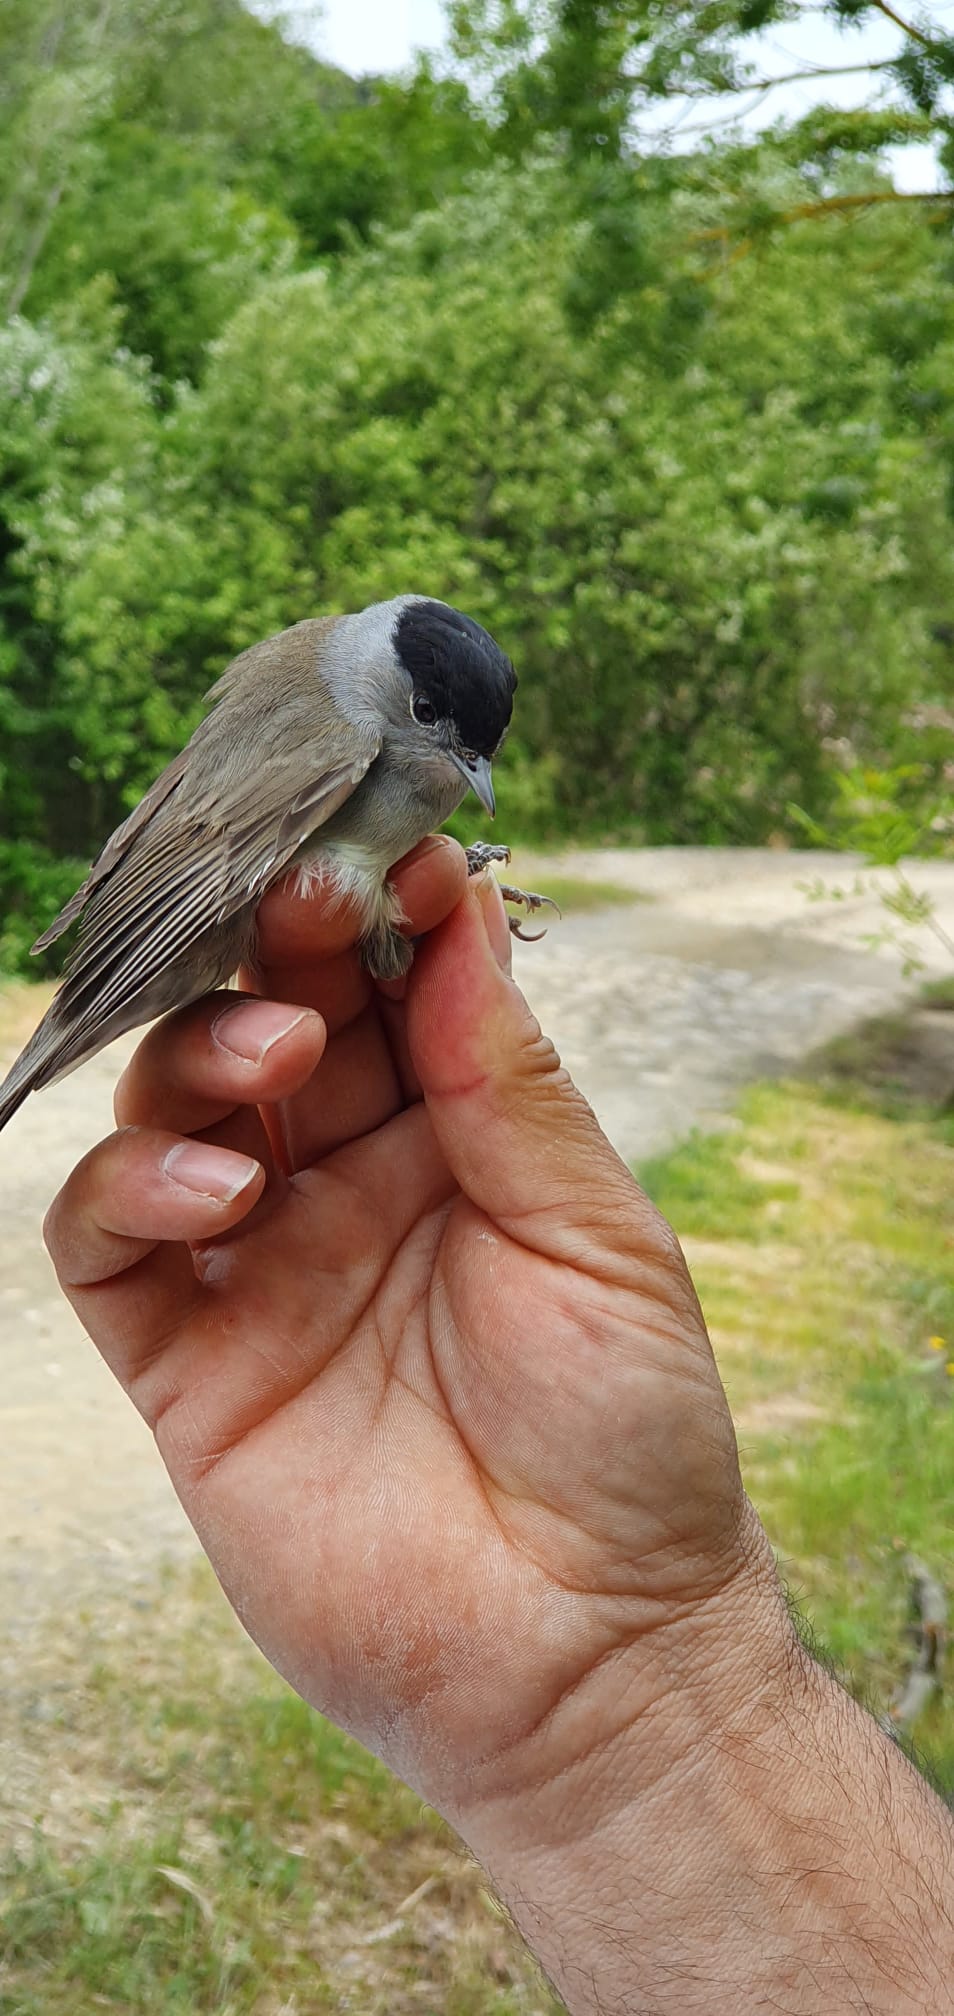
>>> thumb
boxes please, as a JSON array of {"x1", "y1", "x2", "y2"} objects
[{"x1": 407, "y1": 873, "x2": 662, "y2": 1267}]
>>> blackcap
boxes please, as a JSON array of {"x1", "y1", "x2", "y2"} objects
[{"x1": 0, "y1": 595, "x2": 539, "y2": 1135}]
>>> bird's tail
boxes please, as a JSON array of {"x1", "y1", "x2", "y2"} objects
[
  {"x1": 0, "y1": 990, "x2": 143, "y2": 1135},
  {"x1": 0, "y1": 1010, "x2": 60, "y2": 1137},
  {"x1": 0, "y1": 1069, "x2": 32, "y2": 1137}
]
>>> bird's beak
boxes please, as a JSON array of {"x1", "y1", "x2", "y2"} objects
[{"x1": 453, "y1": 752, "x2": 496, "y2": 818}]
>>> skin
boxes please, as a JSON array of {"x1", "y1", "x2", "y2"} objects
[{"x1": 45, "y1": 837, "x2": 954, "y2": 2014}]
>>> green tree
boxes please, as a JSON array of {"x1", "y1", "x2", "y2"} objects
[
  {"x1": 45, "y1": 165, "x2": 950, "y2": 845},
  {"x1": 447, "y1": 0, "x2": 954, "y2": 165},
  {"x1": 1, "y1": 0, "x2": 495, "y2": 387}
]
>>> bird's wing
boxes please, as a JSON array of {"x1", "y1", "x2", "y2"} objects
[
  {"x1": 33, "y1": 717, "x2": 383, "y2": 1080},
  {"x1": 33, "y1": 616, "x2": 345, "y2": 958},
  {"x1": 32, "y1": 748, "x2": 192, "y2": 953}
]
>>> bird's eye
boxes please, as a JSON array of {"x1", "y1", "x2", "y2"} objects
[{"x1": 411, "y1": 692, "x2": 438, "y2": 727}]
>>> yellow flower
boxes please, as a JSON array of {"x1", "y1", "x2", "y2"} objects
[
  {"x1": 929, "y1": 1335, "x2": 946, "y2": 1351},
  {"x1": 946, "y1": 1363, "x2": 954, "y2": 1379}
]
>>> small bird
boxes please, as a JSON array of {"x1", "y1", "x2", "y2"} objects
[{"x1": 0, "y1": 596, "x2": 550, "y2": 1135}]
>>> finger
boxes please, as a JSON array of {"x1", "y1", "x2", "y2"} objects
[
  {"x1": 390, "y1": 833, "x2": 469, "y2": 938},
  {"x1": 47, "y1": 1127, "x2": 266, "y2": 1285},
  {"x1": 240, "y1": 945, "x2": 374, "y2": 1047},
  {"x1": 254, "y1": 835, "x2": 467, "y2": 983},
  {"x1": 83, "y1": 1106, "x2": 456, "y2": 1464},
  {"x1": 376, "y1": 993, "x2": 423, "y2": 1104},
  {"x1": 407, "y1": 876, "x2": 679, "y2": 1280},
  {"x1": 71, "y1": 1104, "x2": 453, "y2": 1467},
  {"x1": 257, "y1": 838, "x2": 469, "y2": 1168},
  {"x1": 44, "y1": 1126, "x2": 267, "y2": 1372},
  {"x1": 280, "y1": 1001, "x2": 402, "y2": 1170},
  {"x1": 115, "y1": 995, "x2": 327, "y2": 1137}
]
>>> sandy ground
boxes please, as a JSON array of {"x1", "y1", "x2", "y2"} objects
[{"x1": 1, "y1": 846, "x2": 952, "y2": 1646}]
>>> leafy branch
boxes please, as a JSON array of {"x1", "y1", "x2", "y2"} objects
[
  {"x1": 790, "y1": 770, "x2": 954, "y2": 978},
  {"x1": 870, "y1": 0, "x2": 936, "y2": 53}
]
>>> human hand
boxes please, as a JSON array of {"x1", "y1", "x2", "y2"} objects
[
  {"x1": 45, "y1": 837, "x2": 780, "y2": 1830},
  {"x1": 45, "y1": 843, "x2": 954, "y2": 2016}
]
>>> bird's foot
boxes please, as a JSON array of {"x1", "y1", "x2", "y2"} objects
[
  {"x1": 465, "y1": 842, "x2": 513, "y2": 877},
  {"x1": 464, "y1": 843, "x2": 560, "y2": 943},
  {"x1": 499, "y1": 884, "x2": 561, "y2": 942}
]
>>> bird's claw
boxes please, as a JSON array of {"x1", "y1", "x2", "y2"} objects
[
  {"x1": 499, "y1": 885, "x2": 561, "y2": 942},
  {"x1": 463, "y1": 842, "x2": 559, "y2": 944}
]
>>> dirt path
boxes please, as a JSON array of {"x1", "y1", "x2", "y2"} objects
[{"x1": 2, "y1": 846, "x2": 952, "y2": 1637}]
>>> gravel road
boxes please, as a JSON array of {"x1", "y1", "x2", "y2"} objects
[{"x1": 2, "y1": 846, "x2": 952, "y2": 1638}]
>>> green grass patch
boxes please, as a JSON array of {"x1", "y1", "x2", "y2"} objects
[
  {"x1": 524, "y1": 873, "x2": 644, "y2": 914},
  {"x1": 921, "y1": 974, "x2": 954, "y2": 1011},
  {"x1": 641, "y1": 1076, "x2": 954, "y2": 1791},
  {"x1": 805, "y1": 990, "x2": 954, "y2": 1125},
  {"x1": 0, "y1": 1569, "x2": 558, "y2": 2014},
  {"x1": 638, "y1": 1097, "x2": 800, "y2": 1240}
]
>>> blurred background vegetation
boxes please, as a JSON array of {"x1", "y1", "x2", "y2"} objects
[{"x1": 1, "y1": 0, "x2": 953, "y2": 970}]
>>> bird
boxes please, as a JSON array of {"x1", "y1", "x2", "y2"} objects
[{"x1": 0, "y1": 595, "x2": 552, "y2": 1136}]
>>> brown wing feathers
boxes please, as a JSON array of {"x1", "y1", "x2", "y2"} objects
[
  {"x1": 34, "y1": 747, "x2": 376, "y2": 1076},
  {"x1": 0, "y1": 622, "x2": 381, "y2": 1123}
]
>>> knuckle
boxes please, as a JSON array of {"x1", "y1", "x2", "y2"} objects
[
  {"x1": 509, "y1": 1012, "x2": 565, "y2": 1086},
  {"x1": 42, "y1": 1164, "x2": 91, "y2": 1278},
  {"x1": 43, "y1": 1128, "x2": 140, "y2": 1261}
]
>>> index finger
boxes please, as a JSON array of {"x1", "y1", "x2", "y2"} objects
[
  {"x1": 253, "y1": 834, "x2": 468, "y2": 981},
  {"x1": 252, "y1": 836, "x2": 470, "y2": 1168}
]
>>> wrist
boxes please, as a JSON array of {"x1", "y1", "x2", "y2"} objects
[
  {"x1": 456, "y1": 1504, "x2": 954, "y2": 2016},
  {"x1": 458, "y1": 1499, "x2": 787, "y2": 1852}
]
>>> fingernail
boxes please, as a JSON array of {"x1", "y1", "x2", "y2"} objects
[
  {"x1": 212, "y1": 1000, "x2": 311, "y2": 1064},
  {"x1": 163, "y1": 1142, "x2": 262, "y2": 1204},
  {"x1": 475, "y1": 872, "x2": 512, "y2": 973}
]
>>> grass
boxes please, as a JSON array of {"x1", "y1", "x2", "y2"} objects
[
  {"x1": 921, "y1": 974, "x2": 954, "y2": 1011},
  {"x1": 0, "y1": 1570, "x2": 558, "y2": 2014},
  {"x1": 804, "y1": 995, "x2": 954, "y2": 1120},
  {"x1": 638, "y1": 1118, "x2": 800, "y2": 1240},
  {"x1": 3, "y1": 1010, "x2": 953, "y2": 2006},
  {"x1": 640, "y1": 1073, "x2": 954, "y2": 1791}
]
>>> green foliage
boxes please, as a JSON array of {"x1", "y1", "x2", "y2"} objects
[
  {"x1": 137, "y1": 169, "x2": 950, "y2": 849},
  {"x1": 0, "y1": 306, "x2": 162, "y2": 902},
  {"x1": 791, "y1": 765, "x2": 954, "y2": 975},
  {"x1": 0, "y1": 842, "x2": 86, "y2": 976},
  {"x1": 791, "y1": 764, "x2": 952, "y2": 869},
  {"x1": 0, "y1": 0, "x2": 493, "y2": 380},
  {"x1": 447, "y1": 0, "x2": 954, "y2": 179},
  {"x1": 27, "y1": 125, "x2": 296, "y2": 386}
]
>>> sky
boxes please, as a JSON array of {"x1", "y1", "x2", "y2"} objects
[
  {"x1": 313, "y1": 0, "x2": 445, "y2": 74},
  {"x1": 268, "y1": 1, "x2": 946, "y2": 192}
]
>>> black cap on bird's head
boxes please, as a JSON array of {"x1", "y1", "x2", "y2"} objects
[{"x1": 393, "y1": 599, "x2": 516, "y2": 816}]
